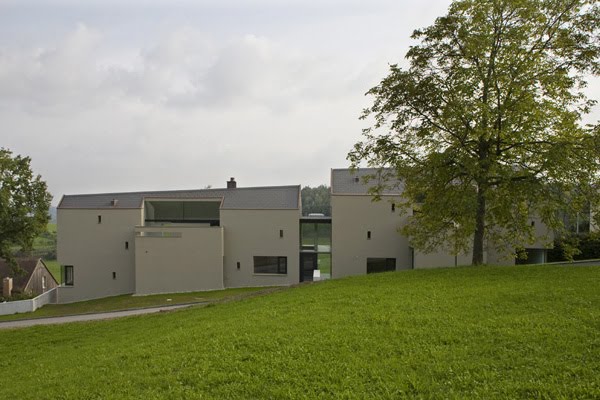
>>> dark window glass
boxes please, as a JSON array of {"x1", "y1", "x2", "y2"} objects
[
  {"x1": 253, "y1": 256, "x2": 287, "y2": 274},
  {"x1": 391, "y1": 203, "x2": 395, "y2": 212},
  {"x1": 367, "y1": 231, "x2": 371, "y2": 239},
  {"x1": 97, "y1": 215, "x2": 102, "y2": 224},
  {"x1": 237, "y1": 262, "x2": 241, "y2": 270},
  {"x1": 112, "y1": 272, "x2": 116, "y2": 279},
  {"x1": 64, "y1": 265, "x2": 74, "y2": 286},
  {"x1": 125, "y1": 241, "x2": 129, "y2": 250},
  {"x1": 144, "y1": 200, "x2": 220, "y2": 225},
  {"x1": 280, "y1": 229, "x2": 284, "y2": 238},
  {"x1": 367, "y1": 258, "x2": 396, "y2": 274}
]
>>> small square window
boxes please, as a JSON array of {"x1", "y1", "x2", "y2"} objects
[{"x1": 367, "y1": 231, "x2": 371, "y2": 240}]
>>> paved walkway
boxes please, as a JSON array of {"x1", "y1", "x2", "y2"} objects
[
  {"x1": 0, "y1": 303, "x2": 199, "y2": 330},
  {"x1": 0, "y1": 285, "x2": 296, "y2": 330}
]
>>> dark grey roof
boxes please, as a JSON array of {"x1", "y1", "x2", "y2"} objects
[
  {"x1": 331, "y1": 168, "x2": 403, "y2": 195},
  {"x1": 58, "y1": 186, "x2": 300, "y2": 210}
]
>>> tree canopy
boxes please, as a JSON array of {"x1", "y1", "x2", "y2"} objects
[
  {"x1": 301, "y1": 185, "x2": 331, "y2": 216},
  {"x1": 0, "y1": 148, "x2": 52, "y2": 270},
  {"x1": 349, "y1": 0, "x2": 600, "y2": 264}
]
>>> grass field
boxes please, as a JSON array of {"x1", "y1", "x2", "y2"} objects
[
  {"x1": 0, "y1": 287, "x2": 269, "y2": 322},
  {"x1": 43, "y1": 259, "x2": 61, "y2": 282},
  {"x1": 0, "y1": 265, "x2": 599, "y2": 399},
  {"x1": 31, "y1": 222, "x2": 56, "y2": 252}
]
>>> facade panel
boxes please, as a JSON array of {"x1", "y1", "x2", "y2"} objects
[
  {"x1": 331, "y1": 195, "x2": 411, "y2": 278},
  {"x1": 135, "y1": 226, "x2": 224, "y2": 294},
  {"x1": 221, "y1": 209, "x2": 300, "y2": 287},
  {"x1": 57, "y1": 208, "x2": 142, "y2": 303}
]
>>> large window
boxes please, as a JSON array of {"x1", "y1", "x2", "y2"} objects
[
  {"x1": 254, "y1": 256, "x2": 287, "y2": 275},
  {"x1": 63, "y1": 265, "x2": 74, "y2": 286},
  {"x1": 367, "y1": 258, "x2": 396, "y2": 274},
  {"x1": 144, "y1": 200, "x2": 221, "y2": 226}
]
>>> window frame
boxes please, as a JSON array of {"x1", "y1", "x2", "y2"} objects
[
  {"x1": 253, "y1": 256, "x2": 288, "y2": 275},
  {"x1": 63, "y1": 265, "x2": 74, "y2": 286},
  {"x1": 366, "y1": 258, "x2": 396, "y2": 274}
]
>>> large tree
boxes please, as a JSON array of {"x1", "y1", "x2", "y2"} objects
[
  {"x1": 349, "y1": 0, "x2": 600, "y2": 265},
  {"x1": 0, "y1": 148, "x2": 52, "y2": 271}
]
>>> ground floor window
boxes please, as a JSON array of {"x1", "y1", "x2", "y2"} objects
[
  {"x1": 515, "y1": 249, "x2": 547, "y2": 265},
  {"x1": 63, "y1": 265, "x2": 74, "y2": 286},
  {"x1": 254, "y1": 256, "x2": 287, "y2": 274},
  {"x1": 367, "y1": 258, "x2": 396, "y2": 274}
]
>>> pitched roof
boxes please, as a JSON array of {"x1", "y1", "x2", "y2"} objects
[
  {"x1": 0, "y1": 258, "x2": 41, "y2": 291},
  {"x1": 58, "y1": 185, "x2": 301, "y2": 210},
  {"x1": 331, "y1": 168, "x2": 403, "y2": 195}
]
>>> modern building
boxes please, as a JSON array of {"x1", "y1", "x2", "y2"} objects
[
  {"x1": 330, "y1": 168, "x2": 552, "y2": 277},
  {"x1": 55, "y1": 170, "x2": 552, "y2": 303},
  {"x1": 56, "y1": 179, "x2": 302, "y2": 303}
]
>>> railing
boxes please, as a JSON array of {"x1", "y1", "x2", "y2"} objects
[
  {"x1": 0, "y1": 287, "x2": 58, "y2": 316},
  {"x1": 136, "y1": 231, "x2": 182, "y2": 238}
]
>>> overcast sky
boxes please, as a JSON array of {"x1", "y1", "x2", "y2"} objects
[{"x1": 2, "y1": 0, "x2": 598, "y2": 205}]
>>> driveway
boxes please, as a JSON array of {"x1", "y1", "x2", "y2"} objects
[{"x1": 0, "y1": 303, "x2": 199, "y2": 330}]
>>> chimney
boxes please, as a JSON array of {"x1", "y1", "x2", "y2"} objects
[
  {"x1": 227, "y1": 177, "x2": 237, "y2": 189},
  {"x1": 2, "y1": 277, "x2": 13, "y2": 298},
  {"x1": 111, "y1": 199, "x2": 119, "y2": 207}
]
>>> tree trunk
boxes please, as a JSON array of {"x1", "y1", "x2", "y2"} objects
[{"x1": 472, "y1": 186, "x2": 486, "y2": 265}]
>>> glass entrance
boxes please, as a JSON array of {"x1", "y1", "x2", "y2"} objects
[{"x1": 299, "y1": 216, "x2": 332, "y2": 281}]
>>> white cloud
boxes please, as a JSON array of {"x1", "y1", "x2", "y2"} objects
[
  {"x1": 2, "y1": 23, "x2": 381, "y2": 202},
  {"x1": 2, "y1": 0, "x2": 595, "y2": 205}
]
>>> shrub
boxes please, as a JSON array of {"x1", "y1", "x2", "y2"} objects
[
  {"x1": 0, "y1": 292, "x2": 35, "y2": 302},
  {"x1": 547, "y1": 233, "x2": 600, "y2": 262}
]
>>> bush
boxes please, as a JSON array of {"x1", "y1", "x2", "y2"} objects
[
  {"x1": 0, "y1": 292, "x2": 35, "y2": 302},
  {"x1": 547, "y1": 233, "x2": 600, "y2": 262}
]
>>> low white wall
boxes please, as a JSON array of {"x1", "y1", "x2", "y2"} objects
[
  {"x1": 32, "y1": 287, "x2": 57, "y2": 309},
  {"x1": 0, "y1": 287, "x2": 58, "y2": 316},
  {"x1": 0, "y1": 299, "x2": 34, "y2": 315}
]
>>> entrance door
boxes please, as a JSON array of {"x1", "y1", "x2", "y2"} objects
[{"x1": 299, "y1": 253, "x2": 318, "y2": 282}]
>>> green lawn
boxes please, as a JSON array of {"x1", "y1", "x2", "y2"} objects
[
  {"x1": 43, "y1": 259, "x2": 61, "y2": 282},
  {"x1": 0, "y1": 287, "x2": 270, "y2": 322},
  {"x1": 1, "y1": 265, "x2": 599, "y2": 399},
  {"x1": 318, "y1": 253, "x2": 331, "y2": 274}
]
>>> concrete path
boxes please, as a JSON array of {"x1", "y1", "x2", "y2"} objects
[{"x1": 0, "y1": 303, "x2": 199, "y2": 330}]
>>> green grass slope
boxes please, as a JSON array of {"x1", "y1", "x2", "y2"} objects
[
  {"x1": 1, "y1": 265, "x2": 599, "y2": 399},
  {"x1": 0, "y1": 287, "x2": 270, "y2": 322}
]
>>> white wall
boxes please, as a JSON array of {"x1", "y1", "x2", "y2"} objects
[
  {"x1": 135, "y1": 226, "x2": 224, "y2": 294},
  {"x1": 221, "y1": 209, "x2": 301, "y2": 287},
  {"x1": 413, "y1": 249, "x2": 472, "y2": 269},
  {"x1": 57, "y1": 208, "x2": 142, "y2": 303},
  {"x1": 331, "y1": 195, "x2": 412, "y2": 278},
  {"x1": 0, "y1": 287, "x2": 57, "y2": 315}
]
